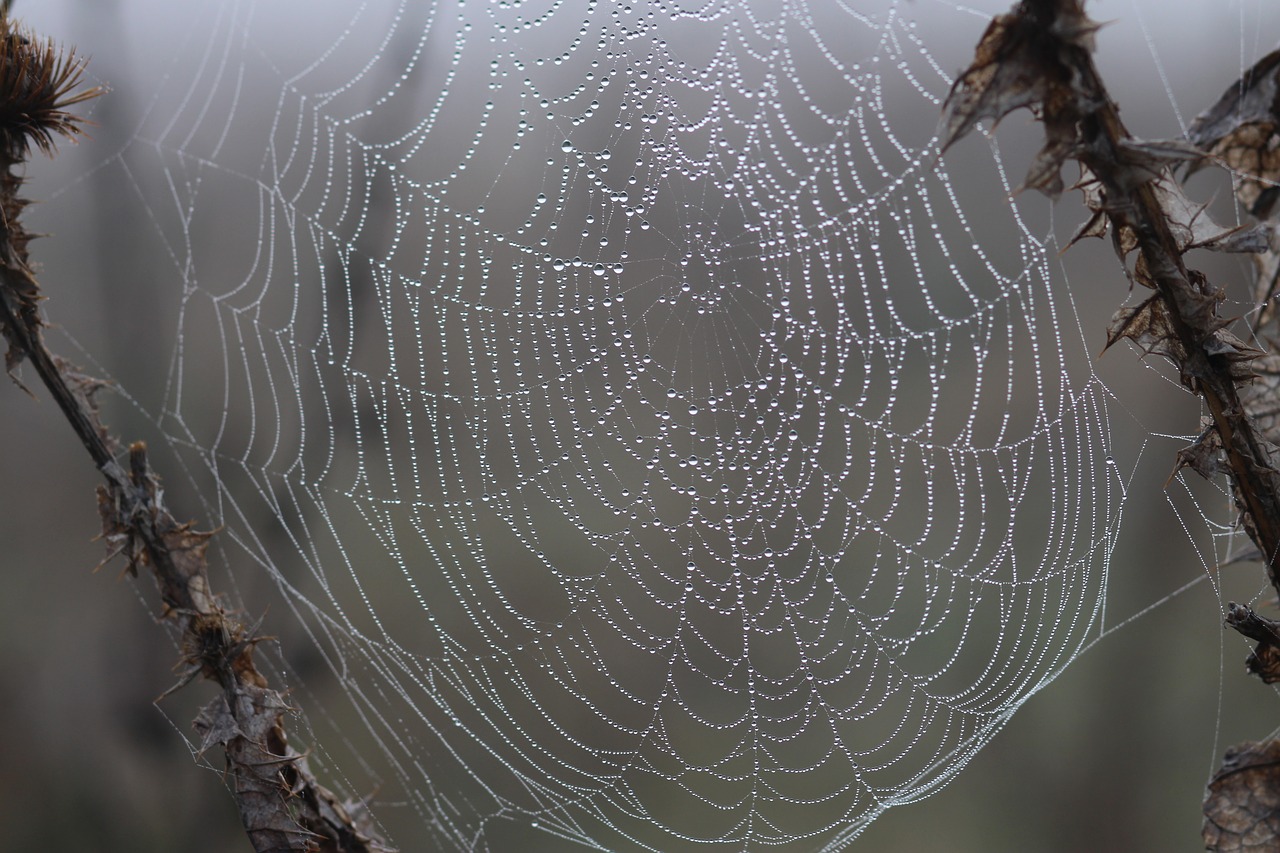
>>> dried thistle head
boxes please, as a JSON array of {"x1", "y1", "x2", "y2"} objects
[{"x1": 0, "y1": 15, "x2": 103, "y2": 161}]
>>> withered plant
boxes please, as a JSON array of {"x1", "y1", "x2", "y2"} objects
[
  {"x1": 0, "y1": 9, "x2": 390, "y2": 853},
  {"x1": 942, "y1": 0, "x2": 1280, "y2": 845}
]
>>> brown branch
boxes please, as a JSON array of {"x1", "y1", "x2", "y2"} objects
[
  {"x1": 0, "y1": 14, "x2": 391, "y2": 853},
  {"x1": 1072, "y1": 44, "x2": 1280, "y2": 588},
  {"x1": 940, "y1": 2, "x2": 1280, "y2": 847},
  {"x1": 943, "y1": 0, "x2": 1280, "y2": 590}
]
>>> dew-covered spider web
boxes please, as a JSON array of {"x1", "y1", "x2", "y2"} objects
[{"x1": 27, "y1": 0, "x2": 1279, "y2": 849}]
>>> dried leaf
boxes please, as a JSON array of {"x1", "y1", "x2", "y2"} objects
[
  {"x1": 1114, "y1": 223, "x2": 1141, "y2": 265},
  {"x1": 1205, "y1": 328, "x2": 1265, "y2": 368},
  {"x1": 1173, "y1": 423, "x2": 1227, "y2": 481},
  {"x1": 1068, "y1": 208, "x2": 1108, "y2": 247},
  {"x1": 1151, "y1": 175, "x2": 1236, "y2": 252},
  {"x1": 193, "y1": 696, "x2": 243, "y2": 759},
  {"x1": 1066, "y1": 165, "x2": 1227, "y2": 256},
  {"x1": 1204, "y1": 739, "x2": 1280, "y2": 851},
  {"x1": 1066, "y1": 167, "x2": 1110, "y2": 248},
  {"x1": 1064, "y1": 166, "x2": 1157, "y2": 257},
  {"x1": 1225, "y1": 603, "x2": 1280, "y2": 684},
  {"x1": 1189, "y1": 51, "x2": 1280, "y2": 145},
  {"x1": 1021, "y1": 129, "x2": 1076, "y2": 197},
  {"x1": 1119, "y1": 136, "x2": 1205, "y2": 166},
  {"x1": 1189, "y1": 52, "x2": 1280, "y2": 333},
  {"x1": 1195, "y1": 223, "x2": 1277, "y2": 255},
  {"x1": 1103, "y1": 294, "x2": 1180, "y2": 362},
  {"x1": 1102, "y1": 280, "x2": 1247, "y2": 385},
  {"x1": 193, "y1": 691, "x2": 320, "y2": 851},
  {"x1": 940, "y1": 2, "x2": 1100, "y2": 197},
  {"x1": 1171, "y1": 269, "x2": 1228, "y2": 338},
  {"x1": 1130, "y1": 248, "x2": 1160, "y2": 292},
  {"x1": 940, "y1": 12, "x2": 1049, "y2": 150},
  {"x1": 1187, "y1": 49, "x2": 1280, "y2": 218}
]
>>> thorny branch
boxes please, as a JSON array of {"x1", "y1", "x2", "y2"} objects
[
  {"x1": 0, "y1": 14, "x2": 390, "y2": 853},
  {"x1": 941, "y1": 0, "x2": 1280, "y2": 847},
  {"x1": 942, "y1": 0, "x2": 1280, "y2": 587}
]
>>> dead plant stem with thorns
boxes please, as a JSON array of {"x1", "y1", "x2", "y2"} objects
[{"x1": 0, "y1": 12, "x2": 391, "y2": 853}]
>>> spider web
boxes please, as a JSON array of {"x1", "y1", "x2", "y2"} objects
[{"x1": 25, "y1": 0, "x2": 1259, "y2": 849}]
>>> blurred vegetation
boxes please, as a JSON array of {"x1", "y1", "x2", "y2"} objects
[{"x1": 2, "y1": 2, "x2": 1280, "y2": 851}]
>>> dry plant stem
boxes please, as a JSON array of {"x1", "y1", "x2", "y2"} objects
[
  {"x1": 944, "y1": 0, "x2": 1280, "y2": 589},
  {"x1": 943, "y1": 1, "x2": 1280, "y2": 845},
  {"x1": 0, "y1": 17, "x2": 390, "y2": 853},
  {"x1": 1051, "y1": 12, "x2": 1280, "y2": 585},
  {"x1": 1045, "y1": 7, "x2": 1280, "y2": 644}
]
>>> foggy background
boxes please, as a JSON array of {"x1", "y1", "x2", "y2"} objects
[{"x1": 1, "y1": 0, "x2": 1279, "y2": 850}]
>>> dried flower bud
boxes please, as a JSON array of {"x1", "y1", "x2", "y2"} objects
[{"x1": 0, "y1": 16, "x2": 102, "y2": 161}]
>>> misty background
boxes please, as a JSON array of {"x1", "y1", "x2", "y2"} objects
[{"x1": 1, "y1": 1, "x2": 1279, "y2": 850}]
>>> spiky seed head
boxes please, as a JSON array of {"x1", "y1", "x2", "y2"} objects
[{"x1": 0, "y1": 17, "x2": 103, "y2": 161}]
